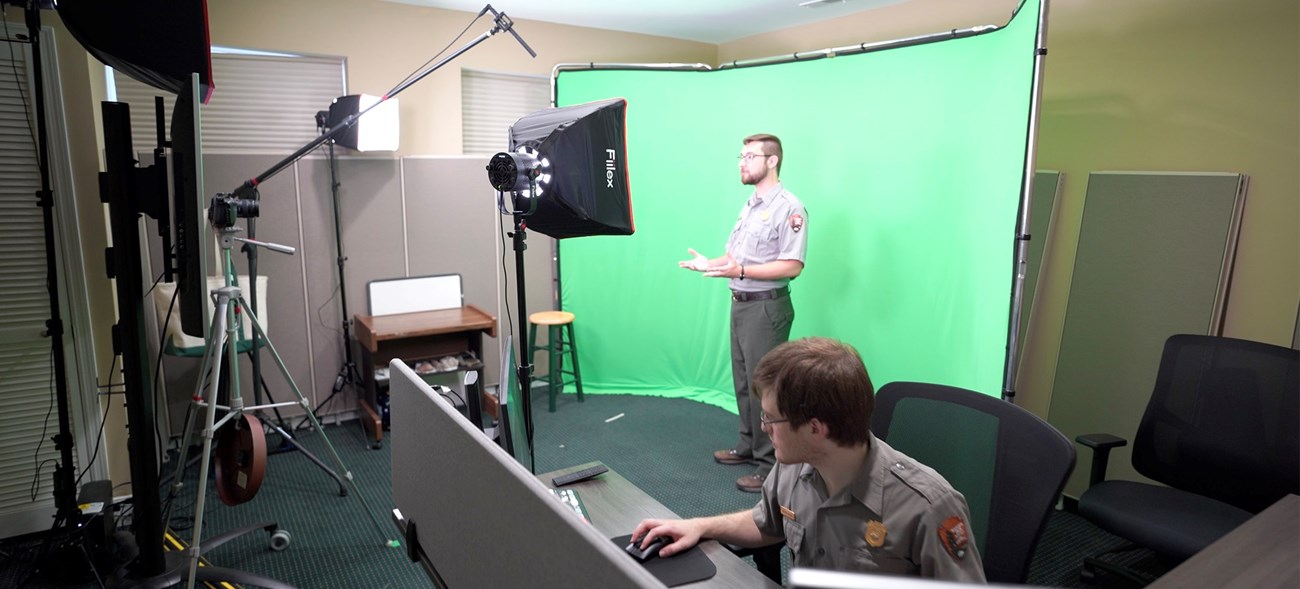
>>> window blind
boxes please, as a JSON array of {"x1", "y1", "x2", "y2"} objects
[
  {"x1": 0, "y1": 28, "x2": 66, "y2": 535},
  {"x1": 112, "y1": 52, "x2": 346, "y2": 154},
  {"x1": 461, "y1": 68, "x2": 549, "y2": 155}
]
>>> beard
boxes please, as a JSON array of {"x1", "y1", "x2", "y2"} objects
[{"x1": 742, "y1": 166, "x2": 767, "y2": 186}]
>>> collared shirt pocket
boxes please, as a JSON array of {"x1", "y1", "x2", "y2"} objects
[
  {"x1": 850, "y1": 542, "x2": 915, "y2": 576},
  {"x1": 746, "y1": 219, "x2": 779, "y2": 258},
  {"x1": 783, "y1": 517, "x2": 806, "y2": 560}
]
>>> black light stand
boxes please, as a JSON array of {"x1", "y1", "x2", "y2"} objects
[
  {"x1": 306, "y1": 111, "x2": 364, "y2": 426},
  {"x1": 6, "y1": 2, "x2": 109, "y2": 584},
  {"x1": 18, "y1": 0, "x2": 77, "y2": 534},
  {"x1": 509, "y1": 208, "x2": 537, "y2": 472},
  {"x1": 488, "y1": 173, "x2": 540, "y2": 473}
]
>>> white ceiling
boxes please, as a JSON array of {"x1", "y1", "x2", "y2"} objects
[{"x1": 387, "y1": 0, "x2": 908, "y2": 44}]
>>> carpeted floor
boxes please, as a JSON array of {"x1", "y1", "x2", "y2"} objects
[{"x1": 2, "y1": 390, "x2": 1169, "y2": 588}]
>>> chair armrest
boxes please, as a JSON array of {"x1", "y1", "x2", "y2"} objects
[
  {"x1": 724, "y1": 542, "x2": 783, "y2": 583},
  {"x1": 1075, "y1": 433, "x2": 1128, "y2": 487}
]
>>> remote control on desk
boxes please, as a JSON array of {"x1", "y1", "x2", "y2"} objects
[{"x1": 552, "y1": 464, "x2": 609, "y2": 487}]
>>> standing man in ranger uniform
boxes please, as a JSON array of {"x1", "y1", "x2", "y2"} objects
[{"x1": 679, "y1": 133, "x2": 808, "y2": 493}]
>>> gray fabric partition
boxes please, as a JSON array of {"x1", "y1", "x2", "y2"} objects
[
  {"x1": 153, "y1": 154, "x2": 542, "y2": 436},
  {"x1": 1047, "y1": 172, "x2": 1246, "y2": 497},
  {"x1": 1016, "y1": 170, "x2": 1062, "y2": 367}
]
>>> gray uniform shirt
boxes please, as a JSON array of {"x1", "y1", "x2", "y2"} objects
[
  {"x1": 752, "y1": 434, "x2": 987, "y2": 583},
  {"x1": 725, "y1": 183, "x2": 808, "y2": 292}
]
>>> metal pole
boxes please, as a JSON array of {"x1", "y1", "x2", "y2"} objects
[{"x1": 1001, "y1": 0, "x2": 1051, "y2": 403}]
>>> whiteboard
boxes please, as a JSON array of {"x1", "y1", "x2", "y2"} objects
[{"x1": 367, "y1": 274, "x2": 462, "y2": 316}]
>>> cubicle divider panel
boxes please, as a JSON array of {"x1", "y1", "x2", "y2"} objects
[
  {"x1": 153, "y1": 154, "x2": 525, "y2": 437},
  {"x1": 299, "y1": 155, "x2": 405, "y2": 414},
  {"x1": 402, "y1": 155, "x2": 527, "y2": 383},
  {"x1": 1047, "y1": 171, "x2": 1245, "y2": 497},
  {"x1": 1015, "y1": 171, "x2": 1063, "y2": 385}
]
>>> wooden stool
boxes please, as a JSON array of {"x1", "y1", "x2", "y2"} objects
[{"x1": 528, "y1": 311, "x2": 584, "y2": 412}]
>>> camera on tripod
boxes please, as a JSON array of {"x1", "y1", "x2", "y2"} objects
[{"x1": 208, "y1": 193, "x2": 259, "y2": 228}]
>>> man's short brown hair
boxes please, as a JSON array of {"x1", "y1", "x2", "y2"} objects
[
  {"x1": 754, "y1": 337, "x2": 874, "y2": 447},
  {"x1": 744, "y1": 133, "x2": 783, "y2": 175}
]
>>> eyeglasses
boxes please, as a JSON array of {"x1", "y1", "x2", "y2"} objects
[
  {"x1": 759, "y1": 413, "x2": 791, "y2": 428},
  {"x1": 737, "y1": 153, "x2": 770, "y2": 162}
]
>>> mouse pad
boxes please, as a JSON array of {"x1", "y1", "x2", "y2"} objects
[{"x1": 611, "y1": 534, "x2": 717, "y2": 587}]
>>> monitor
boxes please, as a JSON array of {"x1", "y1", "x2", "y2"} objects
[
  {"x1": 388, "y1": 360, "x2": 661, "y2": 588},
  {"x1": 789, "y1": 568, "x2": 1038, "y2": 589},
  {"x1": 497, "y1": 335, "x2": 534, "y2": 472},
  {"x1": 171, "y1": 73, "x2": 211, "y2": 337}
]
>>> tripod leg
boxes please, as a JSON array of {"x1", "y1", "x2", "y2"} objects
[
  {"x1": 160, "y1": 390, "x2": 198, "y2": 527},
  {"x1": 160, "y1": 304, "x2": 226, "y2": 529},
  {"x1": 259, "y1": 415, "x2": 347, "y2": 496},
  {"x1": 238, "y1": 297, "x2": 398, "y2": 547},
  {"x1": 184, "y1": 292, "x2": 238, "y2": 589}
]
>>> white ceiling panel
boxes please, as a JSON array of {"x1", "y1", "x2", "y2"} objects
[{"x1": 386, "y1": 0, "x2": 908, "y2": 44}]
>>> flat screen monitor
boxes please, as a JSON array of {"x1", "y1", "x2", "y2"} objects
[
  {"x1": 497, "y1": 335, "x2": 533, "y2": 472},
  {"x1": 789, "y1": 568, "x2": 1037, "y2": 589},
  {"x1": 171, "y1": 73, "x2": 210, "y2": 337},
  {"x1": 388, "y1": 360, "x2": 660, "y2": 588}
]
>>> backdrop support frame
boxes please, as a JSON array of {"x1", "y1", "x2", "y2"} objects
[{"x1": 546, "y1": 1, "x2": 1049, "y2": 404}]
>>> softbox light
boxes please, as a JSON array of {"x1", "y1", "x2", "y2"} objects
[
  {"x1": 328, "y1": 94, "x2": 400, "y2": 152},
  {"x1": 507, "y1": 98, "x2": 633, "y2": 239},
  {"x1": 56, "y1": 0, "x2": 214, "y2": 102}
]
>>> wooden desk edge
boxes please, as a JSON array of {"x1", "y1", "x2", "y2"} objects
[
  {"x1": 1148, "y1": 494, "x2": 1299, "y2": 589},
  {"x1": 359, "y1": 398, "x2": 383, "y2": 443},
  {"x1": 465, "y1": 303, "x2": 498, "y2": 339},
  {"x1": 354, "y1": 305, "x2": 498, "y2": 352}
]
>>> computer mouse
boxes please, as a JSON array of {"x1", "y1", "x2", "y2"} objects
[{"x1": 625, "y1": 535, "x2": 671, "y2": 562}]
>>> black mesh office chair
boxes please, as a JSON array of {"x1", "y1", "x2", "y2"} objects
[
  {"x1": 872, "y1": 382, "x2": 1076, "y2": 584},
  {"x1": 1075, "y1": 334, "x2": 1300, "y2": 585}
]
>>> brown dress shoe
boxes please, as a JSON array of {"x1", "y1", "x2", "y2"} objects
[
  {"x1": 736, "y1": 473, "x2": 766, "y2": 493},
  {"x1": 713, "y1": 449, "x2": 754, "y2": 465}
]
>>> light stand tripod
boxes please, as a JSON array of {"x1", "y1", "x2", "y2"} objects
[
  {"x1": 306, "y1": 116, "x2": 364, "y2": 424},
  {"x1": 499, "y1": 189, "x2": 539, "y2": 473},
  {"x1": 162, "y1": 226, "x2": 396, "y2": 589}
]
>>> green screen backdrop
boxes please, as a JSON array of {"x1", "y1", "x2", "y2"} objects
[{"x1": 553, "y1": 0, "x2": 1041, "y2": 410}]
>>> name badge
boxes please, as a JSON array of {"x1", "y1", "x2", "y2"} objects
[{"x1": 780, "y1": 506, "x2": 796, "y2": 521}]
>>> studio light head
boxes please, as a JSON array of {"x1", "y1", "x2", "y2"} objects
[
  {"x1": 487, "y1": 98, "x2": 633, "y2": 239},
  {"x1": 487, "y1": 151, "x2": 541, "y2": 193},
  {"x1": 327, "y1": 94, "x2": 400, "y2": 152}
]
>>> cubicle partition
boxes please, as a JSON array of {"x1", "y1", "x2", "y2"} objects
[{"x1": 143, "y1": 154, "x2": 550, "y2": 436}]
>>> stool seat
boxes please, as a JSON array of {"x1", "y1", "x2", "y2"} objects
[
  {"x1": 528, "y1": 310, "x2": 583, "y2": 412},
  {"x1": 529, "y1": 311, "x2": 575, "y2": 326}
]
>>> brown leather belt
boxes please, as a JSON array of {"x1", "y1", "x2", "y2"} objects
[{"x1": 732, "y1": 286, "x2": 790, "y2": 302}]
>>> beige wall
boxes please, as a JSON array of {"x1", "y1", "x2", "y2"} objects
[
  {"x1": 206, "y1": 0, "x2": 717, "y2": 155},
  {"x1": 28, "y1": 0, "x2": 1300, "y2": 491}
]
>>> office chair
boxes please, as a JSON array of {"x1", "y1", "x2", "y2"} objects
[
  {"x1": 871, "y1": 381, "x2": 1076, "y2": 584},
  {"x1": 1075, "y1": 334, "x2": 1300, "y2": 585},
  {"x1": 724, "y1": 542, "x2": 783, "y2": 584}
]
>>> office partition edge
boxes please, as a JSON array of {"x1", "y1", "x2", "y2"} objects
[{"x1": 389, "y1": 360, "x2": 663, "y2": 588}]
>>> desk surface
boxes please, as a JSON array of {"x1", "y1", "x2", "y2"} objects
[
  {"x1": 355, "y1": 304, "x2": 497, "y2": 352},
  {"x1": 1148, "y1": 494, "x2": 1299, "y2": 589},
  {"x1": 539, "y1": 463, "x2": 781, "y2": 589}
]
